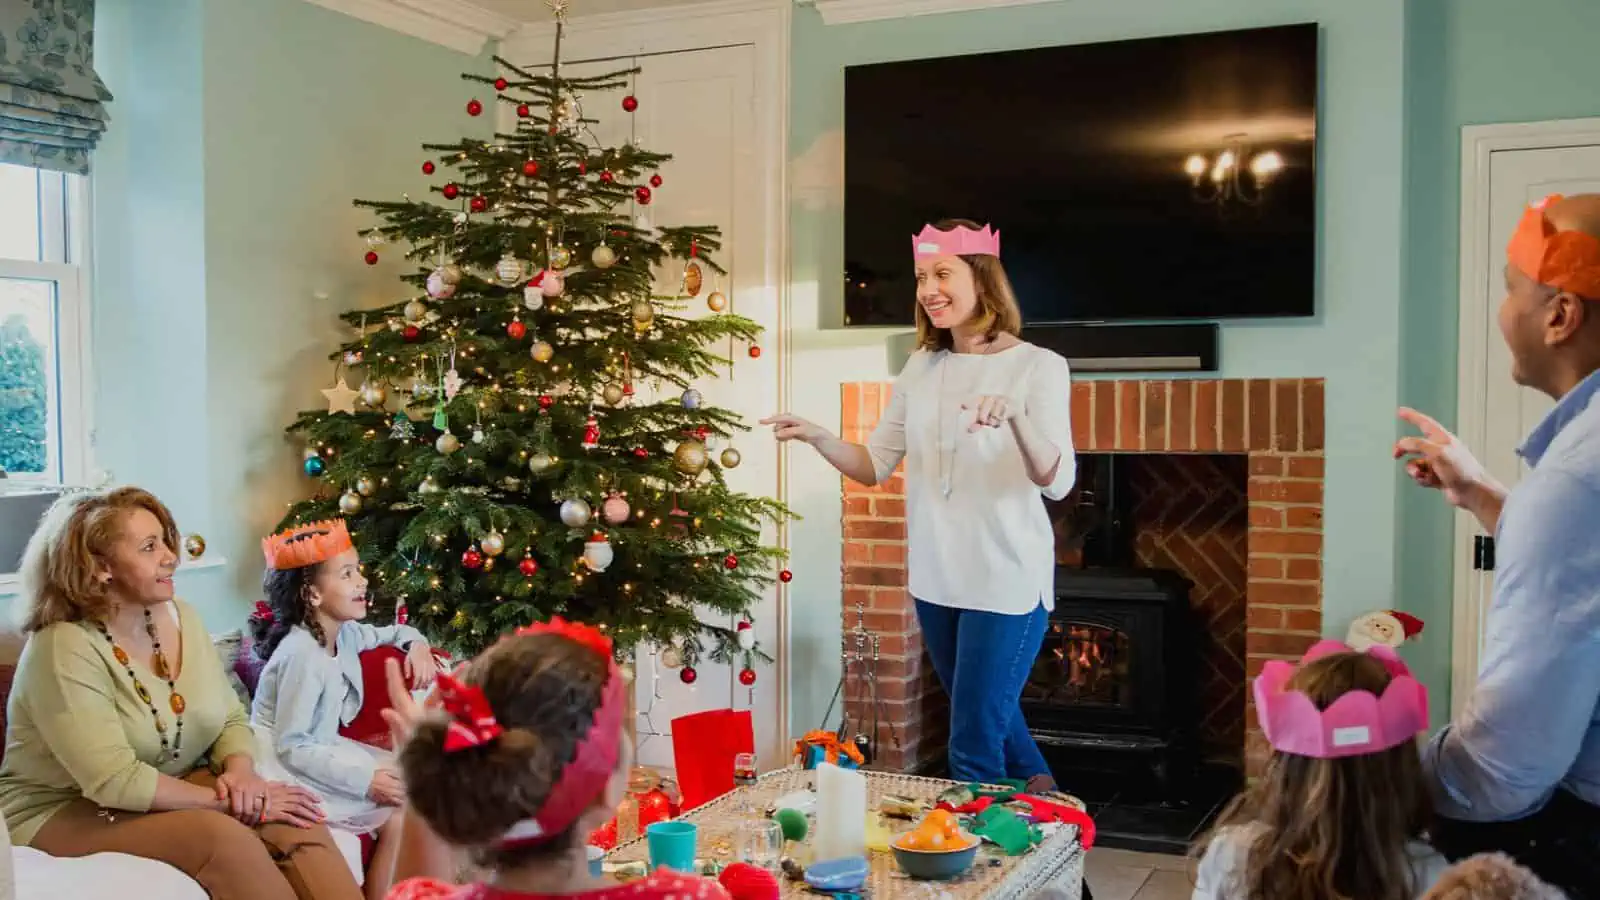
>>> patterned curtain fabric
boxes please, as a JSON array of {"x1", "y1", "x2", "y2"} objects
[{"x1": 0, "y1": 0, "x2": 112, "y2": 176}]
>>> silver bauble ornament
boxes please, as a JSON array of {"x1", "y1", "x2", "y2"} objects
[
  {"x1": 404, "y1": 299, "x2": 429, "y2": 322},
  {"x1": 720, "y1": 447, "x2": 742, "y2": 469},
  {"x1": 435, "y1": 432, "x2": 461, "y2": 455},
  {"x1": 339, "y1": 490, "x2": 363, "y2": 515},
  {"x1": 591, "y1": 244, "x2": 616, "y2": 269},
  {"x1": 523, "y1": 285, "x2": 545, "y2": 311},
  {"x1": 531, "y1": 340, "x2": 555, "y2": 363},
  {"x1": 426, "y1": 270, "x2": 456, "y2": 300},
  {"x1": 680, "y1": 388, "x2": 703, "y2": 409},
  {"x1": 356, "y1": 475, "x2": 377, "y2": 496},
  {"x1": 527, "y1": 452, "x2": 555, "y2": 474},
  {"x1": 480, "y1": 531, "x2": 505, "y2": 556},
  {"x1": 496, "y1": 254, "x2": 527, "y2": 285},
  {"x1": 549, "y1": 246, "x2": 572, "y2": 270},
  {"x1": 631, "y1": 300, "x2": 655, "y2": 329},
  {"x1": 418, "y1": 476, "x2": 442, "y2": 495},
  {"x1": 361, "y1": 383, "x2": 388, "y2": 408},
  {"x1": 559, "y1": 498, "x2": 592, "y2": 528},
  {"x1": 602, "y1": 384, "x2": 625, "y2": 406},
  {"x1": 674, "y1": 440, "x2": 709, "y2": 475}
]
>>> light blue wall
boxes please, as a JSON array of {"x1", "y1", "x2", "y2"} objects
[
  {"x1": 1398, "y1": 0, "x2": 1600, "y2": 723},
  {"x1": 77, "y1": 0, "x2": 487, "y2": 630},
  {"x1": 785, "y1": 0, "x2": 1409, "y2": 738}
]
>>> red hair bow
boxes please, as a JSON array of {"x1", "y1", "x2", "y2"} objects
[
  {"x1": 436, "y1": 672, "x2": 504, "y2": 752},
  {"x1": 251, "y1": 601, "x2": 275, "y2": 625}
]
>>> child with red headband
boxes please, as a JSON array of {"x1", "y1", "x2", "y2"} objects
[
  {"x1": 386, "y1": 619, "x2": 732, "y2": 900},
  {"x1": 1192, "y1": 642, "x2": 1449, "y2": 900}
]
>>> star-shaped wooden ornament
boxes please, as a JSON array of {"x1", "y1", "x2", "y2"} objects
[{"x1": 322, "y1": 376, "x2": 360, "y2": 415}]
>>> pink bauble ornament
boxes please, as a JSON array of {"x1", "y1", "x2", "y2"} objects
[
  {"x1": 602, "y1": 494, "x2": 631, "y2": 525},
  {"x1": 540, "y1": 271, "x2": 565, "y2": 298}
]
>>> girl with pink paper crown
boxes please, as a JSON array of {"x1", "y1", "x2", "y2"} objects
[
  {"x1": 1192, "y1": 641, "x2": 1448, "y2": 899},
  {"x1": 763, "y1": 219, "x2": 1074, "y2": 791}
]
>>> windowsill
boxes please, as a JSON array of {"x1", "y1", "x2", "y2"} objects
[{"x1": 0, "y1": 556, "x2": 229, "y2": 598}]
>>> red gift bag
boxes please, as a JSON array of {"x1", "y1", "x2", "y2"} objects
[{"x1": 671, "y1": 708, "x2": 754, "y2": 810}]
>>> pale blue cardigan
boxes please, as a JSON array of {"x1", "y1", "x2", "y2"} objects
[{"x1": 250, "y1": 621, "x2": 424, "y2": 800}]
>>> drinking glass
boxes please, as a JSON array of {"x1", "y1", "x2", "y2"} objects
[
  {"x1": 737, "y1": 819, "x2": 784, "y2": 874},
  {"x1": 732, "y1": 752, "x2": 759, "y2": 817}
]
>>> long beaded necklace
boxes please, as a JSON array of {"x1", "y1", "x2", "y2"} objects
[
  {"x1": 936, "y1": 337, "x2": 1001, "y2": 499},
  {"x1": 95, "y1": 608, "x2": 186, "y2": 762}
]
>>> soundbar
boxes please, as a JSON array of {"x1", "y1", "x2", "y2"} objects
[{"x1": 1021, "y1": 322, "x2": 1219, "y2": 374}]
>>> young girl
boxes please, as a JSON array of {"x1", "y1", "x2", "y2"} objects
[
  {"x1": 384, "y1": 618, "x2": 732, "y2": 900},
  {"x1": 252, "y1": 519, "x2": 440, "y2": 900},
  {"x1": 1193, "y1": 641, "x2": 1449, "y2": 900}
]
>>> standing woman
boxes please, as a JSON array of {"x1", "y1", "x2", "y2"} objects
[{"x1": 763, "y1": 219, "x2": 1075, "y2": 788}]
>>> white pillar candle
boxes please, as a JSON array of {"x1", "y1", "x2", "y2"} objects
[{"x1": 813, "y1": 762, "x2": 867, "y2": 861}]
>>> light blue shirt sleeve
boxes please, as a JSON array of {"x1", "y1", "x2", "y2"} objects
[
  {"x1": 271, "y1": 652, "x2": 382, "y2": 799},
  {"x1": 1423, "y1": 468, "x2": 1600, "y2": 822},
  {"x1": 343, "y1": 620, "x2": 426, "y2": 653}
]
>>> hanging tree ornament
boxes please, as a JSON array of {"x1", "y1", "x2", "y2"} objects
[
  {"x1": 418, "y1": 475, "x2": 443, "y2": 495},
  {"x1": 583, "y1": 533, "x2": 614, "y2": 572},
  {"x1": 426, "y1": 270, "x2": 456, "y2": 300},
  {"x1": 660, "y1": 645, "x2": 684, "y2": 669},
  {"x1": 591, "y1": 243, "x2": 616, "y2": 269},
  {"x1": 602, "y1": 383, "x2": 625, "y2": 406},
  {"x1": 443, "y1": 346, "x2": 464, "y2": 399},
  {"x1": 531, "y1": 339, "x2": 554, "y2": 363},
  {"x1": 360, "y1": 382, "x2": 388, "y2": 409},
  {"x1": 462, "y1": 548, "x2": 484, "y2": 570},
  {"x1": 356, "y1": 475, "x2": 378, "y2": 497},
  {"x1": 541, "y1": 270, "x2": 565, "y2": 298},
  {"x1": 481, "y1": 531, "x2": 505, "y2": 557},
  {"x1": 339, "y1": 490, "x2": 363, "y2": 515},
  {"x1": 560, "y1": 498, "x2": 592, "y2": 528},
  {"x1": 582, "y1": 414, "x2": 601, "y2": 451},
  {"x1": 679, "y1": 666, "x2": 698, "y2": 685},
  {"x1": 519, "y1": 556, "x2": 539, "y2": 577},
  {"x1": 680, "y1": 388, "x2": 702, "y2": 410},
  {"x1": 602, "y1": 493, "x2": 631, "y2": 525},
  {"x1": 631, "y1": 299, "x2": 655, "y2": 330},
  {"x1": 527, "y1": 451, "x2": 555, "y2": 474},
  {"x1": 507, "y1": 318, "x2": 527, "y2": 340},
  {"x1": 707, "y1": 290, "x2": 728, "y2": 313},
  {"x1": 549, "y1": 245, "x2": 572, "y2": 270},
  {"x1": 390, "y1": 412, "x2": 415, "y2": 440},
  {"x1": 682, "y1": 260, "x2": 703, "y2": 296},
  {"x1": 719, "y1": 447, "x2": 742, "y2": 469},
  {"x1": 435, "y1": 431, "x2": 461, "y2": 455},
  {"x1": 673, "y1": 440, "x2": 708, "y2": 476},
  {"x1": 779, "y1": 569, "x2": 794, "y2": 583},
  {"x1": 736, "y1": 620, "x2": 757, "y2": 650},
  {"x1": 303, "y1": 453, "x2": 325, "y2": 477},
  {"x1": 496, "y1": 252, "x2": 527, "y2": 286},
  {"x1": 739, "y1": 668, "x2": 757, "y2": 686},
  {"x1": 322, "y1": 376, "x2": 360, "y2": 415},
  {"x1": 724, "y1": 553, "x2": 739, "y2": 570},
  {"x1": 404, "y1": 299, "x2": 429, "y2": 322},
  {"x1": 523, "y1": 280, "x2": 545, "y2": 312},
  {"x1": 183, "y1": 534, "x2": 207, "y2": 559}
]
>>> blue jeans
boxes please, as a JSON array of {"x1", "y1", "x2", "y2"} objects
[{"x1": 915, "y1": 598, "x2": 1052, "y2": 784}]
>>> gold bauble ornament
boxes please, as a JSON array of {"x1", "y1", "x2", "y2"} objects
[
  {"x1": 419, "y1": 476, "x2": 442, "y2": 495},
  {"x1": 182, "y1": 534, "x2": 207, "y2": 559},
  {"x1": 602, "y1": 383, "x2": 625, "y2": 406},
  {"x1": 438, "y1": 264, "x2": 464, "y2": 284},
  {"x1": 720, "y1": 447, "x2": 742, "y2": 469},
  {"x1": 630, "y1": 300, "x2": 655, "y2": 329},
  {"x1": 404, "y1": 299, "x2": 428, "y2": 323},
  {"x1": 591, "y1": 244, "x2": 617, "y2": 269},
  {"x1": 436, "y1": 432, "x2": 461, "y2": 455},
  {"x1": 356, "y1": 475, "x2": 378, "y2": 497},
  {"x1": 683, "y1": 261, "x2": 703, "y2": 296},
  {"x1": 339, "y1": 490, "x2": 363, "y2": 515},
  {"x1": 549, "y1": 246, "x2": 572, "y2": 270},
  {"x1": 481, "y1": 531, "x2": 505, "y2": 556},
  {"x1": 496, "y1": 253, "x2": 527, "y2": 285},
  {"x1": 673, "y1": 440, "x2": 709, "y2": 475},
  {"x1": 360, "y1": 383, "x2": 388, "y2": 408},
  {"x1": 707, "y1": 290, "x2": 727, "y2": 312},
  {"x1": 481, "y1": 556, "x2": 495, "y2": 573},
  {"x1": 531, "y1": 340, "x2": 555, "y2": 363},
  {"x1": 527, "y1": 452, "x2": 555, "y2": 474}
]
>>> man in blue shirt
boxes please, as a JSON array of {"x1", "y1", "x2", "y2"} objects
[{"x1": 1395, "y1": 193, "x2": 1600, "y2": 897}]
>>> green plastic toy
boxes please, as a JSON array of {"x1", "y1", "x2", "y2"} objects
[{"x1": 973, "y1": 806, "x2": 1043, "y2": 856}]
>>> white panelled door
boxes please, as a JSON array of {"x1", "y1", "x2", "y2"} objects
[
  {"x1": 560, "y1": 46, "x2": 783, "y2": 770},
  {"x1": 1453, "y1": 126, "x2": 1600, "y2": 713}
]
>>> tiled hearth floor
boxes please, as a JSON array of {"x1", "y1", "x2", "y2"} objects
[{"x1": 1085, "y1": 848, "x2": 1193, "y2": 900}]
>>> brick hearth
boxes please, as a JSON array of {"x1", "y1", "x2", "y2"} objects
[{"x1": 840, "y1": 378, "x2": 1325, "y2": 777}]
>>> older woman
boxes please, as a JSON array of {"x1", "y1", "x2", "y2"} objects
[{"x1": 0, "y1": 486, "x2": 362, "y2": 900}]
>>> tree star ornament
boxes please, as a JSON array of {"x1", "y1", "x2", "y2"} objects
[{"x1": 322, "y1": 377, "x2": 360, "y2": 415}]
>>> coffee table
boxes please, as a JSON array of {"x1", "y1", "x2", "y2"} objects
[{"x1": 605, "y1": 767, "x2": 1086, "y2": 899}]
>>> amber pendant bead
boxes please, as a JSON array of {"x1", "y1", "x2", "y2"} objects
[
  {"x1": 112, "y1": 647, "x2": 129, "y2": 666},
  {"x1": 169, "y1": 693, "x2": 186, "y2": 715}
]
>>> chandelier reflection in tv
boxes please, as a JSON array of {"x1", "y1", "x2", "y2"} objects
[{"x1": 1184, "y1": 133, "x2": 1283, "y2": 207}]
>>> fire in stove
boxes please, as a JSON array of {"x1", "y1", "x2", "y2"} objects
[{"x1": 1027, "y1": 621, "x2": 1131, "y2": 707}]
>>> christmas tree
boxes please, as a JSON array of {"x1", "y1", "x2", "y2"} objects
[{"x1": 279, "y1": 5, "x2": 791, "y2": 672}]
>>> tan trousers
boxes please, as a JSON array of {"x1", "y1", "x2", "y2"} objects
[{"x1": 30, "y1": 770, "x2": 364, "y2": 900}]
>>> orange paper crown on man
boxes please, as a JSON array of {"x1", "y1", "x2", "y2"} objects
[
  {"x1": 1508, "y1": 194, "x2": 1600, "y2": 299},
  {"x1": 262, "y1": 519, "x2": 354, "y2": 570}
]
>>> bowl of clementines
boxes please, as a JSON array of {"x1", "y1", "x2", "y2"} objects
[{"x1": 891, "y1": 810, "x2": 981, "y2": 880}]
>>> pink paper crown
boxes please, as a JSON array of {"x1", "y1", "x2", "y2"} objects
[
  {"x1": 1253, "y1": 639, "x2": 1429, "y2": 759},
  {"x1": 911, "y1": 223, "x2": 1000, "y2": 261}
]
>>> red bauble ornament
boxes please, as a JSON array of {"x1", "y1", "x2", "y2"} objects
[
  {"x1": 506, "y1": 320, "x2": 527, "y2": 340},
  {"x1": 739, "y1": 668, "x2": 757, "y2": 686},
  {"x1": 522, "y1": 160, "x2": 539, "y2": 177},
  {"x1": 364, "y1": 251, "x2": 379, "y2": 265},
  {"x1": 538, "y1": 394, "x2": 554, "y2": 410},
  {"x1": 622, "y1": 95, "x2": 639, "y2": 112},
  {"x1": 403, "y1": 325, "x2": 421, "y2": 343},
  {"x1": 634, "y1": 446, "x2": 649, "y2": 458},
  {"x1": 466, "y1": 99, "x2": 483, "y2": 116},
  {"x1": 462, "y1": 549, "x2": 484, "y2": 570},
  {"x1": 588, "y1": 818, "x2": 618, "y2": 851},
  {"x1": 680, "y1": 666, "x2": 698, "y2": 685},
  {"x1": 470, "y1": 195, "x2": 488, "y2": 213},
  {"x1": 779, "y1": 569, "x2": 793, "y2": 583},
  {"x1": 519, "y1": 557, "x2": 539, "y2": 577},
  {"x1": 600, "y1": 170, "x2": 614, "y2": 184},
  {"x1": 422, "y1": 160, "x2": 436, "y2": 175},
  {"x1": 724, "y1": 554, "x2": 739, "y2": 570},
  {"x1": 578, "y1": 160, "x2": 588, "y2": 175},
  {"x1": 748, "y1": 345, "x2": 763, "y2": 359},
  {"x1": 638, "y1": 789, "x2": 671, "y2": 827},
  {"x1": 635, "y1": 185, "x2": 652, "y2": 205},
  {"x1": 517, "y1": 103, "x2": 531, "y2": 118},
  {"x1": 494, "y1": 77, "x2": 509, "y2": 91},
  {"x1": 442, "y1": 183, "x2": 460, "y2": 200},
  {"x1": 650, "y1": 174, "x2": 663, "y2": 188}
]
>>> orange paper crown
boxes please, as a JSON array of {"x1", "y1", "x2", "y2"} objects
[
  {"x1": 1508, "y1": 194, "x2": 1600, "y2": 299},
  {"x1": 262, "y1": 519, "x2": 354, "y2": 570}
]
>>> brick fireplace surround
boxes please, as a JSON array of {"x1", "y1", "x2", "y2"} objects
[{"x1": 840, "y1": 378, "x2": 1325, "y2": 777}]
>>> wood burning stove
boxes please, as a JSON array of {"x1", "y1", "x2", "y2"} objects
[{"x1": 1022, "y1": 568, "x2": 1195, "y2": 789}]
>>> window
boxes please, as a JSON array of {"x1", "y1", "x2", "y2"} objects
[{"x1": 0, "y1": 162, "x2": 91, "y2": 488}]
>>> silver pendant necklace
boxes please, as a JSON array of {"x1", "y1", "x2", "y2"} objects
[{"x1": 936, "y1": 337, "x2": 999, "y2": 499}]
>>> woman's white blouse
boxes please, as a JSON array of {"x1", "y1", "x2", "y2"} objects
[{"x1": 866, "y1": 342, "x2": 1076, "y2": 614}]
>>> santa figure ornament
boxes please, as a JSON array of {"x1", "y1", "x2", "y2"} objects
[
  {"x1": 1346, "y1": 609, "x2": 1425, "y2": 652},
  {"x1": 582, "y1": 414, "x2": 600, "y2": 450}
]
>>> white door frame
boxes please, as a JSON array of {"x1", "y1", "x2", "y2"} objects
[
  {"x1": 1452, "y1": 117, "x2": 1600, "y2": 711},
  {"x1": 500, "y1": 0, "x2": 795, "y2": 753}
]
